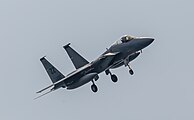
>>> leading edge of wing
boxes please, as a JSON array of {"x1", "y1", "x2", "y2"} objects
[
  {"x1": 104, "y1": 52, "x2": 120, "y2": 56},
  {"x1": 99, "y1": 52, "x2": 120, "y2": 60}
]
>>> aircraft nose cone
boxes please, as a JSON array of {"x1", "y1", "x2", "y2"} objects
[
  {"x1": 140, "y1": 38, "x2": 154, "y2": 48},
  {"x1": 145, "y1": 38, "x2": 154, "y2": 45},
  {"x1": 131, "y1": 37, "x2": 154, "y2": 51}
]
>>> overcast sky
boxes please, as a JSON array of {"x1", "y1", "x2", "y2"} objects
[{"x1": 0, "y1": 0, "x2": 194, "y2": 120}]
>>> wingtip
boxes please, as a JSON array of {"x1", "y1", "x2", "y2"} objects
[{"x1": 63, "y1": 43, "x2": 71, "y2": 49}]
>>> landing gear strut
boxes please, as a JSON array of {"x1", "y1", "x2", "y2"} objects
[
  {"x1": 124, "y1": 59, "x2": 134, "y2": 75},
  {"x1": 105, "y1": 70, "x2": 118, "y2": 83},
  {"x1": 91, "y1": 80, "x2": 98, "y2": 93},
  {"x1": 127, "y1": 64, "x2": 134, "y2": 75}
]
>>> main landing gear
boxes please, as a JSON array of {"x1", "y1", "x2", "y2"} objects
[
  {"x1": 105, "y1": 70, "x2": 118, "y2": 83},
  {"x1": 91, "y1": 80, "x2": 98, "y2": 93}
]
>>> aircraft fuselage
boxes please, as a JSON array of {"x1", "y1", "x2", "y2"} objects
[
  {"x1": 66, "y1": 37, "x2": 154, "y2": 90},
  {"x1": 35, "y1": 35, "x2": 154, "y2": 99}
]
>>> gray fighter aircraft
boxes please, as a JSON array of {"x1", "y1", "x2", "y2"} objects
[{"x1": 35, "y1": 35, "x2": 154, "y2": 99}]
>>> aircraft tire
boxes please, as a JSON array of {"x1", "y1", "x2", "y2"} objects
[
  {"x1": 129, "y1": 69, "x2": 134, "y2": 75},
  {"x1": 91, "y1": 84, "x2": 98, "y2": 93},
  {"x1": 111, "y1": 74, "x2": 118, "y2": 82}
]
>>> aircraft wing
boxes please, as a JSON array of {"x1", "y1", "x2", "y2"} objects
[
  {"x1": 35, "y1": 52, "x2": 119, "y2": 99},
  {"x1": 100, "y1": 52, "x2": 123, "y2": 71}
]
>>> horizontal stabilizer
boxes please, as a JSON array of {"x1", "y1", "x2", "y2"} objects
[
  {"x1": 36, "y1": 84, "x2": 54, "y2": 93},
  {"x1": 34, "y1": 89, "x2": 54, "y2": 100}
]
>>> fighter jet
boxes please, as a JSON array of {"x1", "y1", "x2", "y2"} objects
[{"x1": 35, "y1": 35, "x2": 154, "y2": 99}]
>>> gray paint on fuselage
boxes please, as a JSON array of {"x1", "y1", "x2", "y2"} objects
[
  {"x1": 37, "y1": 36, "x2": 154, "y2": 94},
  {"x1": 65, "y1": 37, "x2": 154, "y2": 90},
  {"x1": 111, "y1": 52, "x2": 140, "y2": 69}
]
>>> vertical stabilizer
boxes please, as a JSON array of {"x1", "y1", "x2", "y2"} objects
[
  {"x1": 63, "y1": 43, "x2": 89, "y2": 69},
  {"x1": 40, "y1": 57, "x2": 65, "y2": 83}
]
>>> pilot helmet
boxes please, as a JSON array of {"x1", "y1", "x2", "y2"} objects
[{"x1": 121, "y1": 35, "x2": 128, "y2": 42}]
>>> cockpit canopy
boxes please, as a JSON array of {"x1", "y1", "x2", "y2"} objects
[
  {"x1": 120, "y1": 35, "x2": 134, "y2": 43},
  {"x1": 113, "y1": 35, "x2": 135, "y2": 46}
]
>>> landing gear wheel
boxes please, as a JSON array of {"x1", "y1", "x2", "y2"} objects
[
  {"x1": 91, "y1": 84, "x2": 98, "y2": 93},
  {"x1": 111, "y1": 74, "x2": 118, "y2": 82},
  {"x1": 129, "y1": 69, "x2": 134, "y2": 75}
]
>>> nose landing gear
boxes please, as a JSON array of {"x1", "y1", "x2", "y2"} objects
[
  {"x1": 91, "y1": 80, "x2": 98, "y2": 93},
  {"x1": 124, "y1": 59, "x2": 134, "y2": 75},
  {"x1": 127, "y1": 64, "x2": 134, "y2": 75},
  {"x1": 129, "y1": 69, "x2": 134, "y2": 75}
]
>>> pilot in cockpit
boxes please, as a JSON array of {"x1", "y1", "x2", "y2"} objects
[{"x1": 121, "y1": 35, "x2": 134, "y2": 43}]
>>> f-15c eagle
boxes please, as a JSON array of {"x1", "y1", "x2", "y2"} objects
[{"x1": 35, "y1": 35, "x2": 154, "y2": 99}]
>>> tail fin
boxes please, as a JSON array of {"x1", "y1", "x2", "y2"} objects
[
  {"x1": 40, "y1": 57, "x2": 65, "y2": 83},
  {"x1": 63, "y1": 43, "x2": 89, "y2": 69}
]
